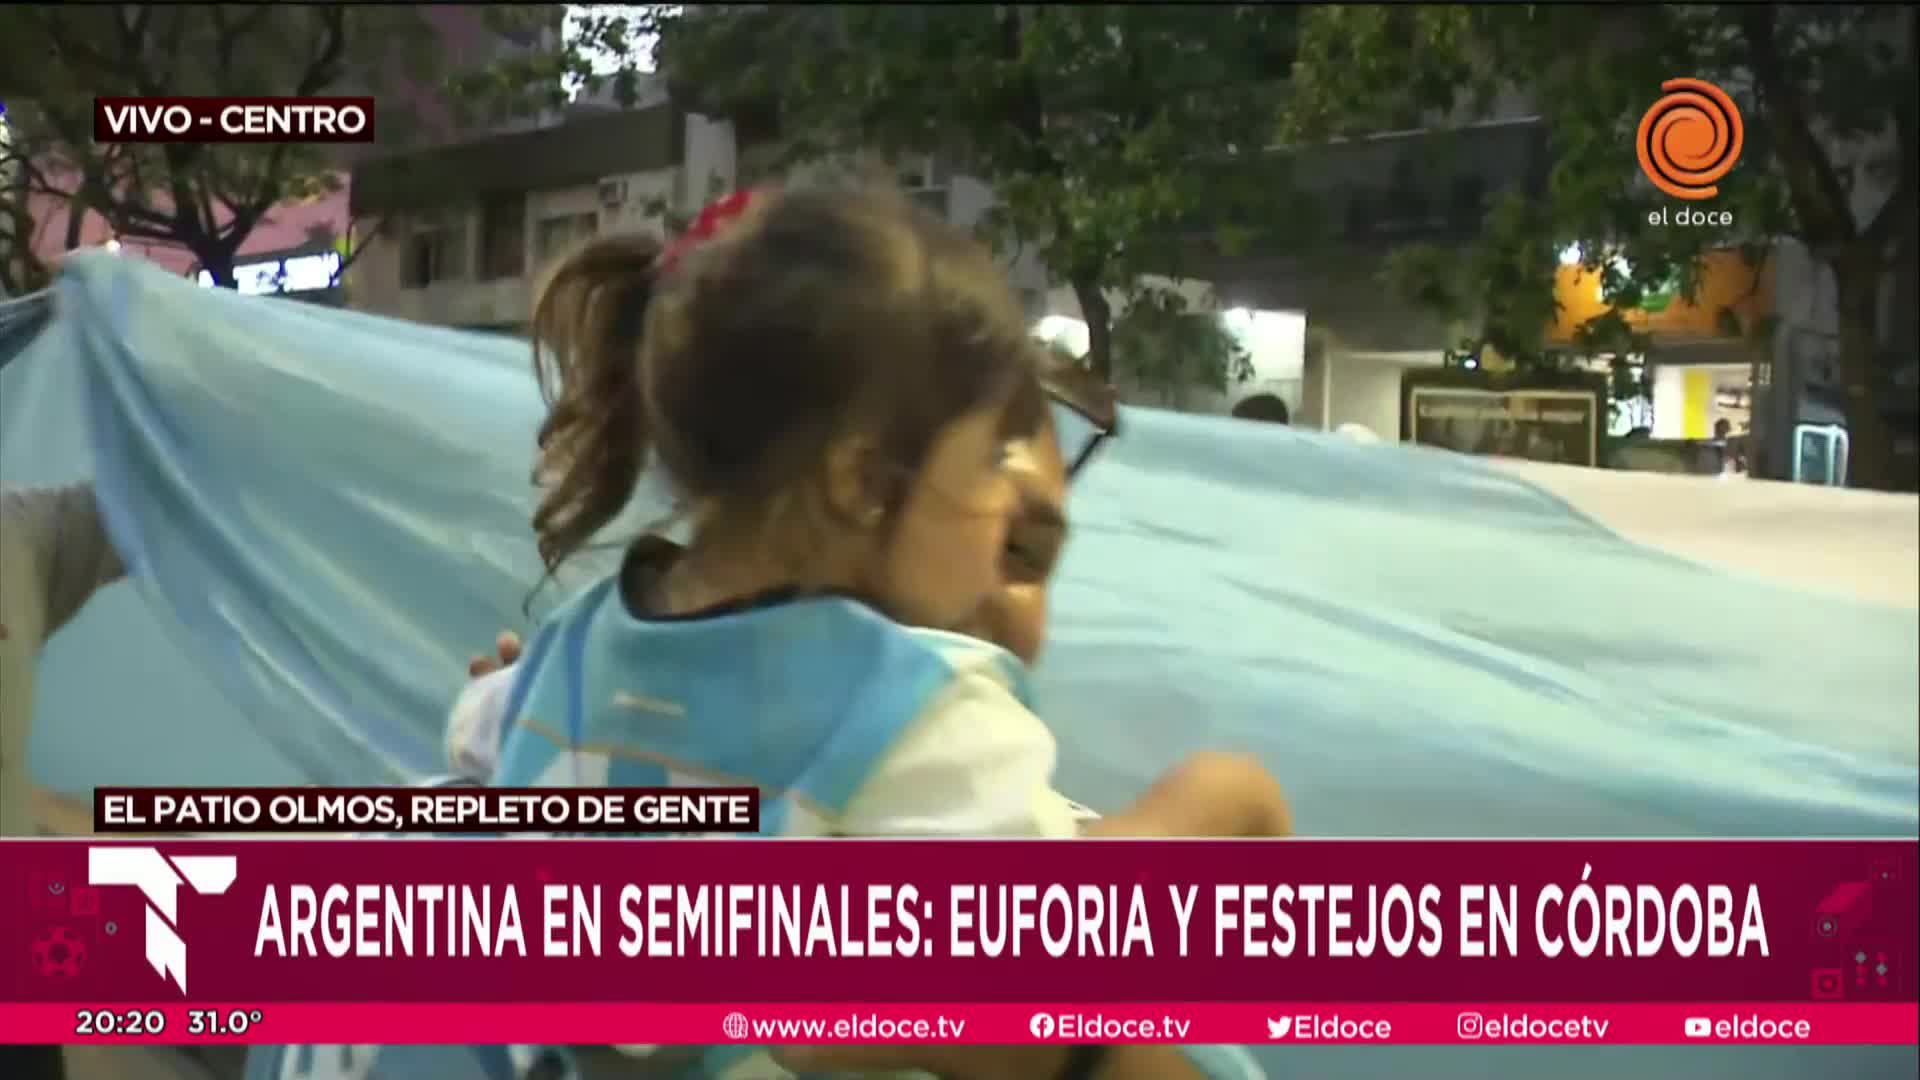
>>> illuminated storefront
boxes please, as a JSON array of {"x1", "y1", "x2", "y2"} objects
[
  {"x1": 1549, "y1": 247, "x2": 1774, "y2": 443},
  {"x1": 194, "y1": 247, "x2": 345, "y2": 304},
  {"x1": 1031, "y1": 307, "x2": 1308, "y2": 417}
]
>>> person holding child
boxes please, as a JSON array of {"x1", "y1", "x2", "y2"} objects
[{"x1": 447, "y1": 185, "x2": 1287, "y2": 1079}]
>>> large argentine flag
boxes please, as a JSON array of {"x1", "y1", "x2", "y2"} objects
[{"x1": 2, "y1": 253, "x2": 1914, "y2": 1079}]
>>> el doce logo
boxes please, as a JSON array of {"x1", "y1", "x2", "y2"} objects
[{"x1": 1636, "y1": 78, "x2": 1744, "y2": 200}]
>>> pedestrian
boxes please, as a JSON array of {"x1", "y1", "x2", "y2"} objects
[{"x1": 0, "y1": 484, "x2": 124, "y2": 1080}]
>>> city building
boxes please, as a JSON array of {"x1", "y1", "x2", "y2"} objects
[
  {"x1": 343, "y1": 9, "x2": 1913, "y2": 487},
  {"x1": 344, "y1": 92, "x2": 1054, "y2": 336},
  {"x1": 346, "y1": 101, "x2": 721, "y2": 331},
  {"x1": 1153, "y1": 112, "x2": 1554, "y2": 433}
]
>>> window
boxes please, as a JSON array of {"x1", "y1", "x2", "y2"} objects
[
  {"x1": 1449, "y1": 175, "x2": 1487, "y2": 227},
  {"x1": 479, "y1": 195, "x2": 526, "y2": 280},
  {"x1": 400, "y1": 214, "x2": 468, "y2": 289},
  {"x1": 535, "y1": 212, "x2": 598, "y2": 263},
  {"x1": 906, "y1": 187, "x2": 948, "y2": 217},
  {"x1": 897, "y1": 154, "x2": 937, "y2": 190}
]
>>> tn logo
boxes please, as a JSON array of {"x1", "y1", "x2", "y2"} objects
[{"x1": 88, "y1": 847, "x2": 236, "y2": 994}]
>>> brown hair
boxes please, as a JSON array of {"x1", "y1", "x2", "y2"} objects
[{"x1": 528, "y1": 186, "x2": 1044, "y2": 581}]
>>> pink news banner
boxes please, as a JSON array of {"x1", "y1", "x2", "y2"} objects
[{"x1": 2, "y1": 838, "x2": 1914, "y2": 1047}]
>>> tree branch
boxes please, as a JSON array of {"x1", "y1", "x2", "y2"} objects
[
  {"x1": 71, "y1": 153, "x2": 198, "y2": 241},
  {"x1": 294, "y1": 7, "x2": 349, "y2": 97},
  {"x1": 196, "y1": 182, "x2": 219, "y2": 244},
  {"x1": 1736, "y1": 5, "x2": 1857, "y2": 253},
  {"x1": 1860, "y1": 13, "x2": 1918, "y2": 262},
  {"x1": 73, "y1": 8, "x2": 206, "y2": 245},
  {"x1": 115, "y1": 5, "x2": 161, "y2": 97},
  {"x1": 29, "y1": 9, "x2": 126, "y2": 80},
  {"x1": 1861, "y1": 163, "x2": 1916, "y2": 265},
  {"x1": 998, "y1": 7, "x2": 1057, "y2": 175},
  {"x1": 102, "y1": 216, "x2": 199, "y2": 246},
  {"x1": 329, "y1": 214, "x2": 392, "y2": 284},
  {"x1": 215, "y1": 8, "x2": 346, "y2": 244},
  {"x1": 207, "y1": 5, "x2": 273, "y2": 89}
]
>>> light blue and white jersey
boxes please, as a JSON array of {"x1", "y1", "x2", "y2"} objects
[
  {"x1": 487, "y1": 572, "x2": 1084, "y2": 840},
  {"x1": 468, "y1": 569, "x2": 1261, "y2": 1080},
  {"x1": 249, "y1": 566, "x2": 1263, "y2": 1080}
]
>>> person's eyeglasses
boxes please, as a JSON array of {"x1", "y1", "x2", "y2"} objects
[{"x1": 1041, "y1": 366, "x2": 1119, "y2": 481}]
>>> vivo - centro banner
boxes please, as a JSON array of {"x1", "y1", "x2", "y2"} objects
[{"x1": 196, "y1": 251, "x2": 341, "y2": 295}]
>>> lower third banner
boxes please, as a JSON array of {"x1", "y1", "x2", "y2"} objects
[{"x1": 1, "y1": 838, "x2": 1913, "y2": 1046}]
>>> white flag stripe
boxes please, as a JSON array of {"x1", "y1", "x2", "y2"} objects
[{"x1": 1490, "y1": 459, "x2": 1918, "y2": 610}]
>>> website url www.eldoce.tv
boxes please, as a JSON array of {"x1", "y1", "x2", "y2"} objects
[{"x1": 722, "y1": 1011, "x2": 966, "y2": 1043}]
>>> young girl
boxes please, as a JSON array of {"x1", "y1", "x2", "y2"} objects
[
  {"x1": 496, "y1": 186, "x2": 1069, "y2": 832},
  {"x1": 482, "y1": 186, "x2": 1281, "y2": 1079}
]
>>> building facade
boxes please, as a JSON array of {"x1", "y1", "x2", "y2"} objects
[
  {"x1": 342, "y1": 12, "x2": 1913, "y2": 488},
  {"x1": 343, "y1": 101, "x2": 1057, "y2": 336},
  {"x1": 346, "y1": 103, "x2": 715, "y2": 331}
]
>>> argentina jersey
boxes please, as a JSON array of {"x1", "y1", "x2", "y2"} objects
[
  {"x1": 488, "y1": 572, "x2": 1079, "y2": 840},
  {"x1": 291, "y1": 565, "x2": 1259, "y2": 1080},
  {"x1": 475, "y1": 571, "x2": 1072, "y2": 1079}
]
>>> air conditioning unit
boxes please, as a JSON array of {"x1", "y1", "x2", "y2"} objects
[
  {"x1": 897, "y1": 155, "x2": 939, "y2": 191},
  {"x1": 897, "y1": 156, "x2": 947, "y2": 217},
  {"x1": 906, "y1": 187, "x2": 948, "y2": 217},
  {"x1": 597, "y1": 179, "x2": 628, "y2": 210}
]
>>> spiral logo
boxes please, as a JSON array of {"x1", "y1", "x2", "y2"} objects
[{"x1": 1636, "y1": 78, "x2": 1744, "y2": 200}]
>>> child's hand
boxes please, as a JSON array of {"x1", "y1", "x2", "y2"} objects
[
  {"x1": 1089, "y1": 751, "x2": 1293, "y2": 840},
  {"x1": 466, "y1": 631, "x2": 522, "y2": 678}
]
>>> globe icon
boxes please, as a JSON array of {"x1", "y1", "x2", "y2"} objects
[{"x1": 721, "y1": 1012, "x2": 749, "y2": 1040}]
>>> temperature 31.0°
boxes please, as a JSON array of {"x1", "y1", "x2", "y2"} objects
[{"x1": 187, "y1": 1008, "x2": 265, "y2": 1036}]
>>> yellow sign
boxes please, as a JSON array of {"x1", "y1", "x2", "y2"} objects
[{"x1": 1550, "y1": 249, "x2": 1772, "y2": 344}]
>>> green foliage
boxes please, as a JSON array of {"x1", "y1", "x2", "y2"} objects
[
  {"x1": 1289, "y1": 4, "x2": 1916, "y2": 486},
  {"x1": 1109, "y1": 288, "x2": 1254, "y2": 409},
  {"x1": 0, "y1": 5, "x2": 506, "y2": 287},
  {"x1": 639, "y1": 4, "x2": 1300, "y2": 382},
  {"x1": 450, "y1": 7, "x2": 601, "y2": 125}
]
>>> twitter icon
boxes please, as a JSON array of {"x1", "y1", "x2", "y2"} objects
[{"x1": 1266, "y1": 1017, "x2": 1293, "y2": 1039}]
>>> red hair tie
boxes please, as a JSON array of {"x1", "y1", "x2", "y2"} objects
[{"x1": 659, "y1": 188, "x2": 760, "y2": 272}]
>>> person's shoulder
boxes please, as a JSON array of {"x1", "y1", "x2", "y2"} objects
[
  {"x1": 815, "y1": 612, "x2": 1034, "y2": 735},
  {"x1": 808, "y1": 603, "x2": 1027, "y2": 691},
  {"x1": 730, "y1": 595, "x2": 1030, "y2": 702},
  {"x1": 900, "y1": 625, "x2": 1031, "y2": 694},
  {"x1": 702, "y1": 603, "x2": 1042, "y2": 823},
  {"x1": 836, "y1": 634, "x2": 1069, "y2": 837}
]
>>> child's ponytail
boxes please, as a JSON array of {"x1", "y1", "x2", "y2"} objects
[{"x1": 528, "y1": 233, "x2": 663, "y2": 579}]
